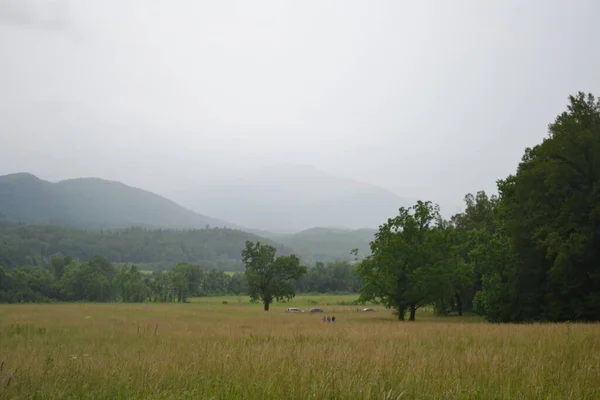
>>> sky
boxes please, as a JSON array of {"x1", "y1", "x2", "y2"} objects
[{"x1": 1, "y1": 0, "x2": 598, "y2": 215}]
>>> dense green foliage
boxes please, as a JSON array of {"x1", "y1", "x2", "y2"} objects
[
  {"x1": 356, "y1": 92, "x2": 600, "y2": 322},
  {"x1": 294, "y1": 260, "x2": 362, "y2": 294},
  {"x1": 0, "y1": 222, "x2": 293, "y2": 272},
  {"x1": 0, "y1": 253, "x2": 360, "y2": 303},
  {"x1": 475, "y1": 92, "x2": 600, "y2": 322},
  {"x1": 357, "y1": 201, "x2": 458, "y2": 320},
  {"x1": 242, "y1": 241, "x2": 307, "y2": 310},
  {"x1": 0, "y1": 254, "x2": 243, "y2": 303},
  {"x1": 0, "y1": 222, "x2": 370, "y2": 270},
  {"x1": 0, "y1": 174, "x2": 230, "y2": 229}
]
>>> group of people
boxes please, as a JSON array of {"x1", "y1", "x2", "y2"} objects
[{"x1": 322, "y1": 315, "x2": 336, "y2": 323}]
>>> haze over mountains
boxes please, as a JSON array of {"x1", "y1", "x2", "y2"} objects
[
  {"x1": 1, "y1": 164, "x2": 407, "y2": 233},
  {"x1": 269, "y1": 227, "x2": 376, "y2": 262},
  {"x1": 171, "y1": 164, "x2": 409, "y2": 233},
  {"x1": 0, "y1": 173, "x2": 232, "y2": 230},
  {"x1": 0, "y1": 166, "x2": 391, "y2": 263}
]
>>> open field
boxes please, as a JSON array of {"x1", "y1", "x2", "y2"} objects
[
  {"x1": 189, "y1": 293, "x2": 369, "y2": 307},
  {"x1": 1, "y1": 297, "x2": 599, "y2": 399}
]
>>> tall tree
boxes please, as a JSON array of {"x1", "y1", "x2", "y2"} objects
[
  {"x1": 429, "y1": 222, "x2": 470, "y2": 316},
  {"x1": 114, "y1": 264, "x2": 148, "y2": 302},
  {"x1": 356, "y1": 201, "x2": 448, "y2": 321},
  {"x1": 449, "y1": 191, "x2": 498, "y2": 314},
  {"x1": 241, "y1": 241, "x2": 306, "y2": 311},
  {"x1": 478, "y1": 92, "x2": 600, "y2": 322},
  {"x1": 58, "y1": 256, "x2": 116, "y2": 302}
]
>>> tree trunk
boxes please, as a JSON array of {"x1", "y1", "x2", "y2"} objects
[
  {"x1": 263, "y1": 300, "x2": 270, "y2": 311},
  {"x1": 435, "y1": 298, "x2": 446, "y2": 316},
  {"x1": 456, "y1": 293, "x2": 463, "y2": 316},
  {"x1": 409, "y1": 304, "x2": 416, "y2": 321},
  {"x1": 397, "y1": 308, "x2": 405, "y2": 321}
]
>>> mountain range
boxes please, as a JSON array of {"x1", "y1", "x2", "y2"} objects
[
  {"x1": 0, "y1": 166, "x2": 400, "y2": 263},
  {"x1": 0, "y1": 172, "x2": 231, "y2": 230},
  {"x1": 170, "y1": 164, "x2": 409, "y2": 232}
]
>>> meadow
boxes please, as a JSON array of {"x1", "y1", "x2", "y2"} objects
[{"x1": 0, "y1": 295, "x2": 599, "y2": 399}]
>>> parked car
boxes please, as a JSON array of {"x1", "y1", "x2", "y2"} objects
[
  {"x1": 362, "y1": 308, "x2": 375, "y2": 312},
  {"x1": 309, "y1": 308, "x2": 324, "y2": 313},
  {"x1": 285, "y1": 308, "x2": 304, "y2": 313}
]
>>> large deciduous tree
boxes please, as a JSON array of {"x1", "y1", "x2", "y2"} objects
[
  {"x1": 356, "y1": 201, "x2": 451, "y2": 321},
  {"x1": 241, "y1": 241, "x2": 306, "y2": 311}
]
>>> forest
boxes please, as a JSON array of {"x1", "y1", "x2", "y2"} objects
[
  {"x1": 1, "y1": 92, "x2": 599, "y2": 324},
  {"x1": 0, "y1": 253, "x2": 359, "y2": 303},
  {"x1": 355, "y1": 92, "x2": 600, "y2": 322},
  {"x1": 0, "y1": 221, "x2": 370, "y2": 269},
  {"x1": 0, "y1": 223, "x2": 291, "y2": 271}
]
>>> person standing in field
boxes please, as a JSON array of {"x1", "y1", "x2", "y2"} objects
[
  {"x1": 327, "y1": 316, "x2": 331, "y2": 323},
  {"x1": 322, "y1": 316, "x2": 326, "y2": 323},
  {"x1": 332, "y1": 316, "x2": 336, "y2": 323}
]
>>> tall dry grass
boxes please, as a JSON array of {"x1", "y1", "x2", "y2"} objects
[{"x1": 0, "y1": 301, "x2": 599, "y2": 399}]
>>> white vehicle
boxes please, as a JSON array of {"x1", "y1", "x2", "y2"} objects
[
  {"x1": 362, "y1": 308, "x2": 375, "y2": 312},
  {"x1": 285, "y1": 308, "x2": 304, "y2": 313}
]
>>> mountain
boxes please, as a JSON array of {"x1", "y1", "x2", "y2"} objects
[
  {"x1": 268, "y1": 227, "x2": 377, "y2": 263},
  {"x1": 0, "y1": 172, "x2": 378, "y2": 267},
  {"x1": 0, "y1": 173, "x2": 234, "y2": 230},
  {"x1": 171, "y1": 164, "x2": 410, "y2": 232}
]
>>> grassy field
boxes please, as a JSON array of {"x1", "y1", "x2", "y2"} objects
[
  {"x1": 189, "y1": 293, "x2": 367, "y2": 307},
  {"x1": 0, "y1": 296, "x2": 599, "y2": 399}
]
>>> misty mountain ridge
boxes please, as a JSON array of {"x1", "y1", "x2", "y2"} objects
[
  {"x1": 0, "y1": 172, "x2": 377, "y2": 264},
  {"x1": 268, "y1": 226, "x2": 377, "y2": 262},
  {"x1": 0, "y1": 169, "x2": 390, "y2": 263},
  {"x1": 0, "y1": 172, "x2": 234, "y2": 230},
  {"x1": 172, "y1": 163, "x2": 411, "y2": 232}
]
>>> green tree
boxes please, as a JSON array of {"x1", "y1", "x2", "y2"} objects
[
  {"x1": 228, "y1": 272, "x2": 248, "y2": 295},
  {"x1": 478, "y1": 92, "x2": 600, "y2": 322},
  {"x1": 449, "y1": 191, "x2": 498, "y2": 314},
  {"x1": 202, "y1": 269, "x2": 230, "y2": 295},
  {"x1": 356, "y1": 201, "x2": 448, "y2": 321},
  {"x1": 241, "y1": 241, "x2": 306, "y2": 311},
  {"x1": 58, "y1": 256, "x2": 116, "y2": 302},
  {"x1": 114, "y1": 264, "x2": 149, "y2": 302},
  {"x1": 49, "y1": 254, "x2": 74, "y2": 280},
  {"x1": 427, "y1": 222, "x2": 468, "y2": 316},
  {"x1": 172, "y1": 262, "x2": 204, "y2": 296},
  {"x1": 169, "y1": 270, "x2": 189, "y2": 303}
]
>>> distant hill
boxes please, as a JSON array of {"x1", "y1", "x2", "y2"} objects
[
  {"x1": 0, "y1": 173, "x2": 234, "y2": 230},
  {"x1": 269, "y1": 227, "x2": 376, "y2": 263},
  {"x1": 0, "y1": 172, "x2": 383, "y2": 267},
  {"x1": 0, "y1": 221, "x2": 293, "y2": 272},
  {"x1": 171, "y1": 164, "x2": 410, "y2": 232}
]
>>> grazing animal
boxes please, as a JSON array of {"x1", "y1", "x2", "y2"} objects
[{"x1": 222, "y1": 301, "x2": 228, "y2": 304}]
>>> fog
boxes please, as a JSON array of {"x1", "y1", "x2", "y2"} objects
[{"x1": 1, "y1": 0, "x2": 598, "y2": 216}]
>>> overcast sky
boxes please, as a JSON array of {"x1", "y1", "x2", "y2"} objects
[{"x1": 1, "y1": 0, "x2": 598, "y2": 214}]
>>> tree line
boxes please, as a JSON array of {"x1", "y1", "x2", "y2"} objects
[
  {"x1": 355, "y1": 92, "x2": 600, "y2": 322},
  {"x1": 0, "y1": 223, "x2": 292, "y2": 272},
  {"x1": 0, "y1": 253, "x2": 360, "y2": 303}
]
